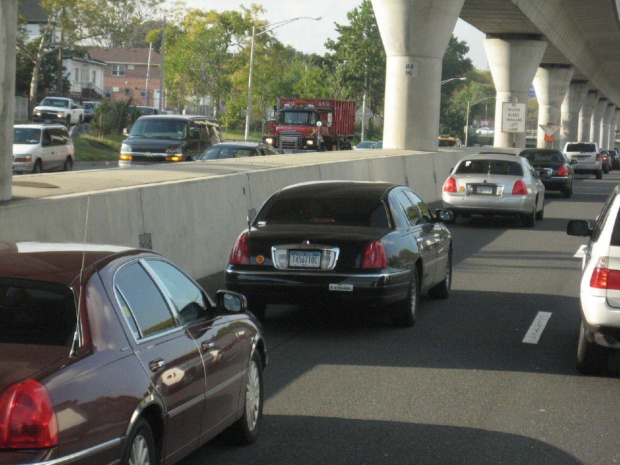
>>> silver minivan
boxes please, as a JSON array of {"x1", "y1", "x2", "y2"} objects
[
  {"x1": 563, "y1": 141, "x2": 602, "y2": 179},
  {"x1": 13, "y1": 124, "x2": 75, "y2": 174}
]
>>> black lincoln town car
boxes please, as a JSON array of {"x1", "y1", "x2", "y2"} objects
[{"x1": 226, "y1": 181, "x2": 454, "y2": 327}]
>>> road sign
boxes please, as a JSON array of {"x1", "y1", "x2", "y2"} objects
[
  {"x1": 501, "y1": 102, "x2": 526, "y2": 133},
  {"x1": 539, "y1": 123, "x2": 561, "y2": 137},
  {"x1": 355, "y1": 108, "x2": 373, "y2": 121}
]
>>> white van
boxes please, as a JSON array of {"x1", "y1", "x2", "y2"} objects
[
  {"x1": 563, "y1": 141, "x2": 602, "y2": 179},
  {"x1": 13, "y1": 124, "x2": 75, "y2": 174}
]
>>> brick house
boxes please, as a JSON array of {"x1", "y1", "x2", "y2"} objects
[{"x1": 89, "y1": 47, "x2": 162, "y2": 107}]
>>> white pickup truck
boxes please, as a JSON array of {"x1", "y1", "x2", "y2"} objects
[{"x1": 32, "y1": 97, "x2": 84, "y2": 126}]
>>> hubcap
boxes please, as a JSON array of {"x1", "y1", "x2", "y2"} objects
[
  {"x1": 245, "y1": 360, "x2": 261, "y2": 431},
  {"x1": 129, "y1": 434, "x2": 150, "y2": 465}
]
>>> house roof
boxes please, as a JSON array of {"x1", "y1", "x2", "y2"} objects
[
  {"x1": 89, "y1": 47, "x2": 162, "y2": 66},
  {"x1": 18, "y1": 0, "x2": 48, "y2": 23}
]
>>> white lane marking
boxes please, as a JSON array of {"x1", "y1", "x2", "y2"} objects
[
  {"x1": 523, "y1": 311, "x2": 552, "y2": 344},
  {"x1": 574, "y1": 245, "x2": 587, "y2": 258}
]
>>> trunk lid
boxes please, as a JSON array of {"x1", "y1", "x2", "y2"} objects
[{"x1": 0, "y1": 345, "x2": 70, "y2": 393}]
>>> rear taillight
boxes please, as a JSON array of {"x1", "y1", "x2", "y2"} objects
[
  {"x1": 556, "y1": 165, "x2": 568, "y2": 176},
  {"x1": 590, "y1": 257, "x2": 620, "y2": 290},
  {"x1": 229, "y1": 233, "x2": 250, "y2": 265},
  {"x1": 512, "y1": 180, "x2": 528, "y2": 195},
  {"x1": 0, "y1": 379, "x2": 58, "y2": 449},
  {"x1": 443, "y1": 177, "x2": 457, "y2": 193},
  {"x1": 596, "y1": 153, "x2": 601, "y2": 161},
  {"x1": 361, "y1": 240, "x2": 387, "y2": 269}
]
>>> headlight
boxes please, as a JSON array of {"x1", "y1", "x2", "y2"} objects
[
  {"x1": 265, "y1": 137, "x2": 273, "y2": 144},
  {"x1": 33, "y1": 110, "x2": 41, "y2": 116},
  {"x1": 120, "y1": 143, "x2": 131, "y2": 154},
  {"x1": 307, "y1": 140, "x2": 314, "y2": 146},
  {"x1": 57, "y1": 113, "x2": 65, "y2": 118}
]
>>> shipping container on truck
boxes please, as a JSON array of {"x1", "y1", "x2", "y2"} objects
[{"x1": 264, "y1": 97, "x2": 356, "y2": 151}]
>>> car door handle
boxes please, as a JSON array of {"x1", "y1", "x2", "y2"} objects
[
  {"x1": 149, "y1": 359, "x2": 165, "y2": 373},
  {"x1": 201, "y1": 341, "x2": 216, "y2": 352}
]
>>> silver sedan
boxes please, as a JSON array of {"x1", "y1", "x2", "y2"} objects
[{"x1": 442, "y1": 153, "x2": 545, "y2": 227}]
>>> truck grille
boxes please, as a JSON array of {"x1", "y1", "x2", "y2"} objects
[{"x1": 279, "y1": 131, "x2": 302, "y2": 149}]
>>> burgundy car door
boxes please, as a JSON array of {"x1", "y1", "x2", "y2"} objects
[{"x1": 114, "y1": 261, "x2": 205, "y2": 464}]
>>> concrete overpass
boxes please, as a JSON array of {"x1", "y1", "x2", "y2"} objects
[{"x1": 373, "y1": 0, "x2": 620, "y2": 152}]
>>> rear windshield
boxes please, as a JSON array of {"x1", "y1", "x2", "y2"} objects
[
  {"x1": 130, "y1": 118, "x2": 187, "y2": 140},
  {"x1": 566, "y1": 143, "x2": 595, "y2": 152},
  {"x1": 0, "y1": 278, "x2": 76, "y2": 346},
  {"x1": 201, "y1": 146, "x2": 255, "y2": 159},
  {"x1": 521, "y1": 151, "x2": 564, "y2": 163},
  {"x1": 455, "y1": 159, "x2": 523, "y2": 176},
  {"x1": 257, "y1": 197, "x2": 389, "y2": 228}
]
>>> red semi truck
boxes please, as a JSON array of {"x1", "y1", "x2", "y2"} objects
[{"x1": 263, "y1": 97, "x2": 356, "y2": 151}]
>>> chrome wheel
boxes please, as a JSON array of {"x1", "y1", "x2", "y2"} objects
[
  {"x1": 129, "y1": 434, "x2": 151, "y2": 465},
  {"x1": 245, "y1": 360, "x2": 261, "y2": 432}
]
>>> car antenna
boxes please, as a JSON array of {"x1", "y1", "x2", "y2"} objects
[{"x1": 71, "y1": 194, "x2": 90, "y2": 357}]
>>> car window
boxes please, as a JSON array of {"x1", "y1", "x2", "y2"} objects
[
  {"x1": 405, "y1": 191, "x2": 432, "y2": 223},
  {"x1": 592, "y1": 190, "x2": 618, "y2": 244},
  {"x1": 50, "y1": 128, "x2": 67, "y2": 146},
  {"x1": 397, "y1": 191, "x2": 421, "y2": 226},
  {"x1": 130, "y1": 118, "x2": 187, "y2": 140},
  {"x1": 14, "y1": 127, "x2": 41, "y2": 144},
  {"x1": 566, "y1": 143, "x2": 595, "y2": 152},
  {"x1": 258, "y1": 196, "x2": 389, "y2": 228},
  {"x1": 455, "y1": 159, "x2": 523, "y2": 176},
  {"x1": 115, "y1": 262, "x2": 176, "y2": 339},
  {"x1": 41, "y1": 129, "x2": 52, "y2": 147},
  {"x1": 0, "y1": 278, "x2": 76, "y2": 346},
  {"x1": 144, "y1": 260, "x2": 209, "y2": 325},
  {"x1": 522, "y1": 151, "x2": 564, "y2": 163}
]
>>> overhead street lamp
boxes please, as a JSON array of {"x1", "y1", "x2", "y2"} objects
[
  {"x1": 244, "y1": 16, "x2": 322, "y2": 141},
  {"x1": 441, "y1": 77, "x2": 467, "y2": 85},
  {"x1": 465, "y1": 96, "x2": 496, "y2": 147}
]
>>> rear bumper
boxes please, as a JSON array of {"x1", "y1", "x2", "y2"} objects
[
  {"x1": 226, "y1": 268, "x2": 411, "y2": 308},
  {"x1": 442, "y1": 193, "x2": 534, "y2": 216},
  {"x1": 581, "y1": 292, "x2": 620, "y2": 349},
  {"x1": 541, "y1": 177, "x2": 571, "y2": 191}
]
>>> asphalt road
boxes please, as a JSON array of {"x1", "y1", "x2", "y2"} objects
[{"x1": 179, "y1": 171, "x2": 620, "y2": 465}]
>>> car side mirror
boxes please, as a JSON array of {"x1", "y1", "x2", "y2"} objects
[
  {"x1": 123, "y1": 128, "x2": 129, "y2": 136},
  {"x1": 435, "y1": 209, "x2": 454, "y2": 223},
  {"x1": 566, "y1": 219, "x2": 592, "y2": 237},
  {"x1": 215, "y1": 290, "x2": 248, "y2": 313}
]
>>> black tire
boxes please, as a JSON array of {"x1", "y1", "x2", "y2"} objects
[
  {"x1": 562, "y1": 185, "x2": 573, "y2": 198},
  {"x1": 577, "y1": 320, "x2": 610, "y2": 375},
  {"x1": 535, "y1": 203, "x2": 544, "y2": 221},
  {"x1": 227, "y1": 352, "x2": 264, "y2": 444},
  {"x1": 32, "y1": 160, "x2": 42, "y2": 174},
  {"x1": 429, "y1": 248, "x2": 452, "y2": 299},
  {"x1": 248, "y1": 302, "x2": 266, "y2": 320},
  {"x1": 596, "y1": 170, "x2": 603, "y2": 179},
  {"x1": 63, "y1": 157, "x2": 73, "y2": 171},
  {"x1": 391, "y1": 268, "x2": 419, "y2": 328},
  {"x1": 78, "y1": 114, "x2": 83, "y2": 124},
  {"x1": 120, "y1": 418, "x2": 157, "y2": 465},
  {"x1": 521, "y1": 206, "x2": 535, "y2": 228},
  {"x1": 65, "y1": 116, "x2": 71, "y2": 127},
  {"x1": 603, "y1": 166, "x2": 609, "y2": 174}
]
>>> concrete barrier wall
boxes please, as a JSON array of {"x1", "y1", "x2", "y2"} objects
[{"x1": 0, "y1": 149, "x2": 479, "y2": 279}]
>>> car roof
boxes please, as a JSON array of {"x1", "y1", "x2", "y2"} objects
[
  {"x1": 135, "y1": 114, "x2": 219, "y2": 123},
  {"x1": 465, "y1": 152, "x2": 521, "y2": 160},
  {"x1": 0, "y1": 242, "x2": 138, "y2": 285},
  {"x1": 210, "y1": 141, "x2": 266, "y2": 148},
  {"x1": 519, "y1": 148, "x2": 563, "y2": 154},
  {"x1": 275, "y1": 180, "x2": 398, "y2": 201}
]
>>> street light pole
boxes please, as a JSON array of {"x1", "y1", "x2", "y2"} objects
[
  {"x1": 465, "y1": 96, "x2": 495, "y2": 147},
  {"x1": 441, "y1": 77, "x2": 467, "y2": 85},
  {"x1": 244, "y1": 16, "x2": 321, "y2": 141}
]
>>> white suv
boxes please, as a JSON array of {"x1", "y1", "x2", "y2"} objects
[
  {"x1": 13, "y1": 124, "x2": 75, "y2": 174},
  {"x1": 563, "y1": 141, "x2": 602, "y2": 179},
  {"x1": 567, "y1": 186, "x2": 620, "y2": 374}
]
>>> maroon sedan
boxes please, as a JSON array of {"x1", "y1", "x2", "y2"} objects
[{"x1": 0, "y1": 242, "x2": 266, "y2": 464}]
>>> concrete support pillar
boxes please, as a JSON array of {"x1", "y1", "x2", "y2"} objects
[
  {"x1": 533, "y1": 65, "x2": 573, "y2": 149},
  {"x1": 484, "y1": 35, "x2": 547, "y2": 148},
  {"x1": 601, "y1": 104, "x2": 616, "y2": 149},
  {"x1": 372, "y1": 0, "x2": 465, "y2": 151},
  {"x1": 579, "y1": 91, "x2": 600, "y2": 142},
  {"x1": 591, "y1": 98, "x2": 608, "y2": 145},
  {"x1": 0, "y1": 1, "x2": 17, "y2": 202},
  {"x1": 609, "y1": 108, "x2": 620, "y2": 151},
  {"x1": 560, "y1": 80, "x2": 589, "y2": 149}
]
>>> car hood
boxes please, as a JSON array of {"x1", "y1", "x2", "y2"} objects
[
  {"x1": 33, "y1": 105, "x2": 69, "y2": 112},
  {"x1": 0, "y1": 344, "x2": 71, "y2": 391}
]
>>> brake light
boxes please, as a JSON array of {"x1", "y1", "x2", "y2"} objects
[
  {"x1": 0, "y1": 379, "x2": 58, "y2": 449},
  {"x1": 361, "y1": 240, "x2": 387, "y2": 268},
  {"x1": 512, "y1": 180, "x2": 528, "y2": 195},
  {"x1": 596, "y1": 153, "x2": 601, "y2": 161},
  {"x1": 556, "y1": 165, "x2": 568, "y2": 176},
  {"x1": 443, "y1": 177, "x2": 457, "y2": 193},
  {"x1": 229, "y1": 233, "x2": 250, "y2": 265},
  {"x1": 590, "y1": 257, "x2": 620, "y2": 290}
]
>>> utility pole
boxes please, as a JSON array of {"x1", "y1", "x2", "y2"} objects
[
  {"x1": 158, "y1": 17, "x2": 166, "y2": 112},
  {"x1": 145, "y1": 43, "x2": 152, "y2": 106},
  {"x1": 0, "y1": 0, "x2": 17, "y2": 201}
]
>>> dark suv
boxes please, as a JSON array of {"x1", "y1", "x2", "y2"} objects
[{"x1": 119, "y1": 115, "x2": 222, "y2": 167}]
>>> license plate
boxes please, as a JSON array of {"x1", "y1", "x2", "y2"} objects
[
  {"x1": 329, "y1": 284, "x2": 353, "y2": 292},
  {"x1": 289, "y1": 250, "x2": 321, "y2": 268},
  {"x1": 476, "y1": 185, "x2": 493, "y2": 194}
]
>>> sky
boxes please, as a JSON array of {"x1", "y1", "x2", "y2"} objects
[{"x1": 164, "y1": 0, "x2": 488, "y2": 70}]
